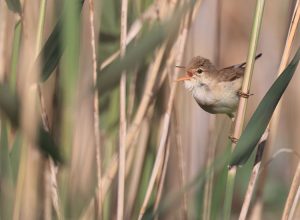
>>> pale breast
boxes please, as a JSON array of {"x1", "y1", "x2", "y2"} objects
[
  {"x1": 192, "y1": 78, "x2": 241, "y2": 114},
  {"x1": 192, "y1": 84, "x2": 216, "y2": 107}
]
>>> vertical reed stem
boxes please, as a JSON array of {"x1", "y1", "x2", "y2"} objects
[
  {"x1": 252, "y1": 1, "x2": 300, "y2": 218},
  {"x1": 118, "y1": 0, "x2": 128, "y2": 219},
  {"x1": 88, "y1": 0, "x2": 102, "y2": 219},
  {"x1": 223, "y1": 0, "x2": 265, "y2": 219},
  {"x1": 282, "y1": 162, "x2": 300, "y2": 220}
]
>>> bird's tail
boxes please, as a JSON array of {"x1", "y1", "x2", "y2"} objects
[{"x1": 238, "y1": 53, "x2": 262, "y2": 68}]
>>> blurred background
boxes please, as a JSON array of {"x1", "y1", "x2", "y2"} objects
[{"x1": 0, "y1": 0, "x2": 300, "y2": 219}]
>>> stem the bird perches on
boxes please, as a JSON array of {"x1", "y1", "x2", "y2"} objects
[
  {"x1": 223, "y1": 0, "x2": 265, "y2": 219},
  {"x1": 239, "y1": 1, "x2": 300, "y2": 219}
]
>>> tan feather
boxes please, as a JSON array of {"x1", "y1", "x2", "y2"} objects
[{"x1": 216, "y1": 66, "x2": 244, "y2": 82}]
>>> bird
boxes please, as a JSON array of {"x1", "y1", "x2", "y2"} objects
[{"x1": 176, "y1": 54, "x2": 262, "y2": 118}]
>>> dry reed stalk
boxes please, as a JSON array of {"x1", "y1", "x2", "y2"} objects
[
  {"x1": 81, "y1": 2, "x2": 179, "y2": 217},
  {"x1": 126, "y1": 116, "x2": 152, "y2": 218},
  {"x1": 192, "y1": 0, "x2": 204, "y2": 22},
  {"x1": 173, "y1": 108, "x2": 188, "y2": 219},
  {"x1": 282, "y1": 161, "x2": 300, "y2": 220},
  {"x1": 248, "y1": 1, "x2": 300, "y2": 219},
  {"x1": 0, "y1": 1, "x2": 7, "y2": 81},
  {"x1": 224, "y1": 1, "x2": 265, "y2": 219},
  {"x1": 122, "y1": 47, "x2": 168, "y2": 185},
  {"x1": 288, "y1": 183, "x2": 300, "y2": 220},
  {"x1": 202, "y1": 2, "x2": 222, "y2": 216},
  {"x1": 125, "y1": 53, "x2": 176, "y2": 219},
  {"x1": 34, "y1": 1, "x2": 58, "y2": 219},
  {"x1": 33, "y1": 1, "x2": 63, "y2": 218},
  {"x1": 153, "y1": 137, "x2": 171, "y2": 220},
  {"x1": 137, "y1": 11, "x2": 191, "y2": 220},
  {"x1": 238, "y1": 131, "x2": 268, "y2": 220},
  {"x1": 117, "y1": 0, "x2": 128, "y2": 219},
  {"x1": 13, "y1": 1, "x2": 41, "y2": 218},
  {"x1": 100, "y1": 4, "x2": 158, "y2": 70},
  {"x1": 87, "y1": 0, "x2": 102, "y2": 219},
  {"x1": 98, "y1": 4, "x2": 172, "y2": 202},
  {"x1": 49, "y1": 159, "x2": 62, "y2": 220},
  {"x1": 101, "y1": 43, "x2": 167, "y2": 198},
  {"x1": 203, "y1": 116, "x2": 217, "y2": 220}
]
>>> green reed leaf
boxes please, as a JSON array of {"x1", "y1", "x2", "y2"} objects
[
  {"x1": 37, "y1": 0, "x2": 84, "y2": 82},
  {"x1": 0, "y1": 84, "x2": 63, "y2": 163},
  {"x1": 230, "y1": 47, "x2": 300, "y2": 167},
  {"x1": 97, "y1": 7, "x2": 183, "y2": 93},
  {"x1": 5, "y1": 0, "x2": 21, "y2": 14}
]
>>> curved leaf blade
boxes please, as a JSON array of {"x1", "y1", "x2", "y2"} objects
[
  {"x1": 230, "y1": 47, "x2": 300, "y2": 167},
  {"x1": 0, "y1": 84, "x2": 63, "y2": 163},
  {"x1": 5, "y1": 0, "x2": 21, "y2": 14},
  {"x1": 38, "y1": 20, "x2": 63, "y2": 81},
  {"x1": 97, "y1": 6, "x2": 184, "y2": 93},
  {"x1": 37, "y1": 0, "x2": 84, "y2": 82}
]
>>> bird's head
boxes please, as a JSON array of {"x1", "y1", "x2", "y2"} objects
[{"x1": 176, "y1": 56, "x2": 216, "y2": 91}]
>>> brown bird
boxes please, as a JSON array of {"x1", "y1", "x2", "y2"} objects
[{"x1": 176, "y1": 54, "x2": 262, "y2": 118}]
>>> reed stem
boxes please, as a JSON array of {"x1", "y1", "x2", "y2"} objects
[{"x1": 223, "y1": 0, "x2": 265, "y2": 219}]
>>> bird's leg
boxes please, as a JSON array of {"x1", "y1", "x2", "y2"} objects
[
  {"x1": 228, "y1": 135, "x2": 238, "y2": 144},
  {"x1": 237, "y1": 90, "x2": 253, "y2": 98}
]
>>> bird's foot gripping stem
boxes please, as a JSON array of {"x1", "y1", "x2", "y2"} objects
[
  {"x1": 237, "y1": 90, "x2": 253, "y2": 98},
  {"x1": 228, "y1": 135, "x2": 238, "y2": 144}
]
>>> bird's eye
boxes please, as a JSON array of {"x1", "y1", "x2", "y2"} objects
[{"x1": 196, "y1": 68, "x2": 203, "y2": 74}]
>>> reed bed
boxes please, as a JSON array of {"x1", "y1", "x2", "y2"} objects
[{"x1": 1, "y1": 0, "x2": 300, "y2": 220}]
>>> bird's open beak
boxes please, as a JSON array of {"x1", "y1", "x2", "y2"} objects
[
  {"x1": 175, "y1": 65, "x2": 193, "y2": 82},
  {"x1": 175, "y1": 75, "x2": 192, "y2": 82}
]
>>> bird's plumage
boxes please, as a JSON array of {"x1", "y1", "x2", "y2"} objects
[{"x1": 177, "y1": 54, "x2": 262, "y2": 117}]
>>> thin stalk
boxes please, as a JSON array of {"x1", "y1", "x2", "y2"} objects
[
  {"x1": 100, "y1": 3, "x2": 158, "y2": 70},
  {"x1": 60, "y1": 0, "x2": 80, "y2": 215},
  {"x1": 288, "y1": 184, "x2": 300, "y2": 220},
  {"x1": 10, "y1": 14, "x2": 23, "y2": 220},
  {"x1": 95, "y1": 4, "x2": 170, "y2": 209},
  {"x1": 9, "y1": 21, "x2": 22, "y2": 91},
  {"x1": 0, "y1": 1, "x2": 7, "y2": 82},
  {"x1": 153, "y1": 138, "x2": 171, "y2": 219},
  {"x1": 13, "y1": 142, "x2": 28, "y2": 220},
  {"x1": 34, "y1": 1, "x2": 62, "y2": 219},
  {"x1": 117, "y1": 0, "x2": 128, "y2": 219},
  {"x1": 36, "y1": 0, "x2": 47, "y2": 52},
  {"x1": 34, "y1": 2, "x2": 52, "y2": 219},
  {"x1": 252, "y1": 1, "x2": 300, "y2": 218},
  {"x1": 137, "y1": 11, "x2": 191, "y2": 220},
  {"x1": 282, "y1": 161, "x2": 300, "y2": 220},
  {"x1": 203, "y1": 1, "x2": 222, "y2": 212},
  {"x1": 173, "y1": 109, "x2": 188, "y2": 219},
  {"x1": 98, "y1": 43, "x2": 167, "y2": 206},
  {"x1": 88, "y1": 0, "x2": 102, "y2": 219},
  {"x1": 126, "y1": 117, "x2": 151, "y2": 218},
  {"x1": 223, "y1": 0, "x2": 265, "y2": 219},
  {"x1": 81, "y1": 1, "x2": 193, "y2": 217},
  {"x1": 13, "y1": 1, "x2": 42, "y2": 218},
  {"x1": 238, "y1": 131, "x2": 268, "y2": 220},
  {"x1": 203, "y1": 116, "x2": 217, "y2": 220}
]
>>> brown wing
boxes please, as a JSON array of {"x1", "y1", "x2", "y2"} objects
[
  {"x1": 218, "y1": 53, "x2": 262, "y2": 81},
  {"x1": 216, "y1": 66, "x2": 245, "y2": 82}
]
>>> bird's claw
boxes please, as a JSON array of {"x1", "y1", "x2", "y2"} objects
[
  {"x1": 237, "y1": 90, "x2": 253, "y2": 98},
  {"x1": 228, "y1": 135, "x2": 238, "y2": 144}
]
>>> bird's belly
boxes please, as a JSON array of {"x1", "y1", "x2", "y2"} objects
[{"x1": 192, "y1": 84, "x2": 239, "y2": 114}]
